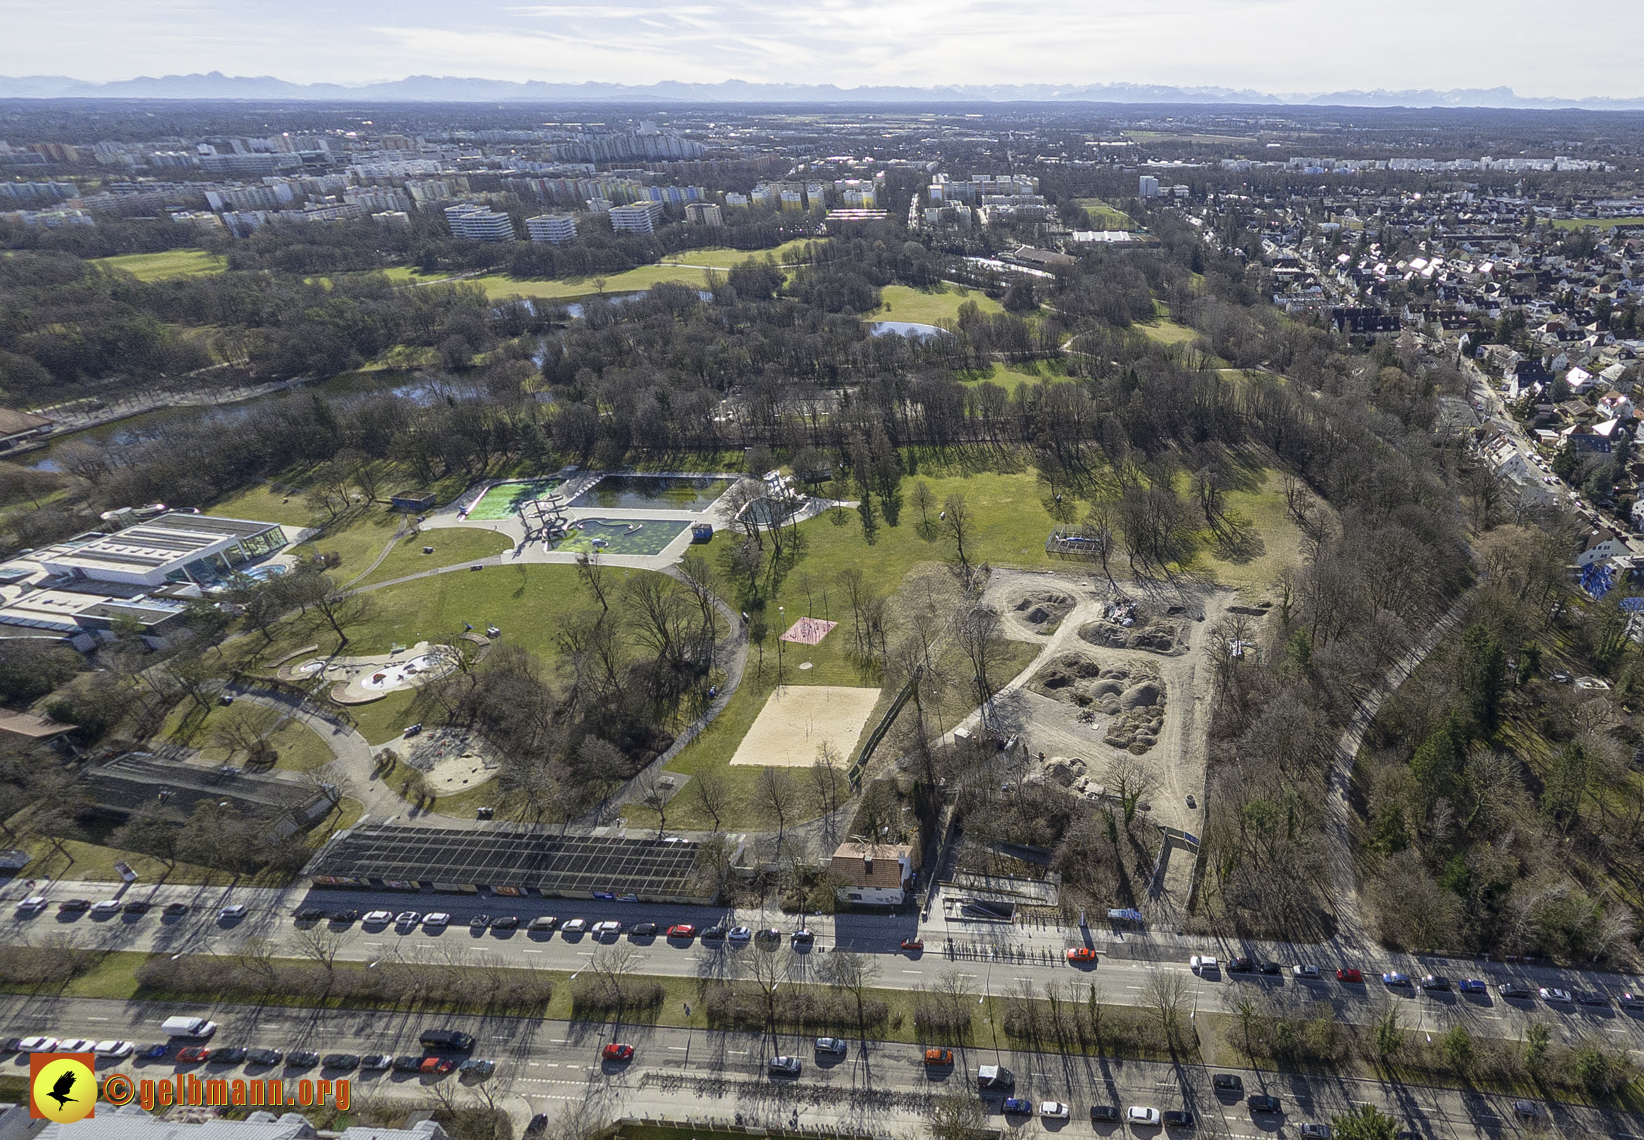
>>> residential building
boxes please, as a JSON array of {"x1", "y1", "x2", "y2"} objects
[
  {"x1": 371, "y1": 210, "x2": 411, "y2": 228},
  {"x1": 830, "y1": 842, "x2": 915, "y2": 906},
  {"x1": 1139, "y1": 175, "x2": 1161, "y2": 198},
  {"x1": 526, "y1": 213, "x2": 579, "y2": 243},
  {"x1": 685, "y1": 202, "x2": 723, "y2": 227},
  {"x1": 608, "y1": 200, "x2": 665, "y2": 235},
  {"x1": 444, "y1": 203, "x2": 515, "y2": 241}
]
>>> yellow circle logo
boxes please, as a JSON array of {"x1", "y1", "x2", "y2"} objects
[{"x1": 32, "y1": 1056, "x2": 97, "y2": 1124}]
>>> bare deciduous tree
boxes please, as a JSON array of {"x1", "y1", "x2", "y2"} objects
[{"x1": 756, "y1": 766, "x2": 798, "y2": 849}]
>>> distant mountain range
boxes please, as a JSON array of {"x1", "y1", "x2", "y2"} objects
[{"x1": 2, "y1": 72, "x2": 1643, "y2": 110}]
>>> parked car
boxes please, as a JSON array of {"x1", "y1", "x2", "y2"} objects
[
  {"x1": 57, "y1": 1038, "x2": 96, "y2": 1053},
  {"x1": 363, "y1": 910, "x2": 393, "y2": 925},
  {"x1": 1067, "y1": 947, "x2": 1097, "y2": 963},
  {"x1": 1540, "y1": 987, "x2": 1573, "y2": 1004},
  {"x1": 815, "y1": 1037, "x2": 848, "y2": 1056},
  {"x1": 1336, "y1": 968, "x2": 1363, "y2": 983},
  {"x1": 1575, "y1": 991, "x2": 1609, "y2": 1006},
  {"x1": 163, "y1": 902, "x2": 190, "y2": 916},
  {"x1": 490, "y1": 916, "x2": 518, "y2": 930},
  {"x1": 1128, "y1": 1107, "x2": 1161, "y2": 1126},
  {"x1": 630, "y1": 922, "x2": 658, "y2": 937},
  {"x1": 419, "y1": 1057, "x2": 456, "y2": 1075},
  {"x1": 329, "y1": 910, "x2": 360, "y2": 924},
  {"x1": 286, "y1": 1052, "x2": 321, "y2": 1069},
  {"x1": 756, "y1": 927, "x2": 782, "y2": 944},
  {"x1": 136, "y1": 1044, "x2": 170, "y2": 1060},
  {"x1": 667, "y1": 924, "x2": 696, "y2": 939},
  {"x1": 1211, "y1": 1074, "x2": 1242, "y2": 1092},
  {"x1": 792, "y1": 929, "x2": 814, "y2": 945},
  {"x1": 1248, "y1": 1096, "x2": 1282, "y2": 1113},
  {"x1": 528, "y1": 916, "x2": 558, "y2": 931},
  {"x1": 591, "y1": 920, "x2": 622, "y2": 936},
  {"x1": 602, "y1": 1043, "x2": 634, "y2": 1062},
  {"x1": 1419, "y1": 975, "x2": 1450, "y2": 991},
  {"x1": 360, "y1": 1055, "x2": 394, "y2": 1071},
  {"x1": 1041, "y1": 1103, "x2": 1071, "y2": 1120},
  {"x1": 246, "y1": 1049, "x2": 283, "y2": 1067},
  {"x1": 1299, "y1": 1125, "x2": 1332, "y2": 1138},
  {"x1": 322, "y1": 1054, "x2": 360, "y2": 1071},
  {"x1": 1227, "y1": 956, "x2": 1253, "y2": 972},
  {"x1": 900, "y1": 938, "x2": 924, "y2": 952},
  {"x1": 526, "y1": 1114, "x2": 549, "y2": 1138},
  {"x1": 89, "y1": 900, "x2": 123, "y2": 916},
  {"x1": 1498, "y1": 983, "x2": 1533, "y2": 999},
  {"x1": 176, "y1": 1047, "x2": 212, "y2": 1063},
  {"x1": 393, "y1": 911, "x2": 421, "y2": 926},
  {"x1": 1163, "y1": 1111, "x2": 1194, "y2": 1128},
  {"x1": 459, "y1": 1058, "x2": 495, "y2": 1077},
  {"x1": 1458, "y1": 978, "x2": 1487, "y2": 994},
  {"x1": 1293, "y1": 964, "x2": 1320, "y2": 978},
  {"x1": 729, "y1": 926, "x2": 754, "y2": 943},
  {"x1": 925, "y1": 1048, "x2": 953, "y2": 1066},
  {"x1": 294, "y1": 908, "x2": 326, "y2": 923},
  {"x1": 703, "y1": 926, "x2": 728, "y2": 940},
  {"x1": 15, "y1": 1037, "x2": 58, "y2": 1053},
  {"x1": 422, "y1": 913, "x2": 451, "y2": 928},
  {"x1": 218, "y1": 905, "x2": 248, "y2": 920},
  {"x1": 470, "y1": 915, "x2": 492, "y2": 930},
  {"x1": 1003, "y1": 1099, "x2": 1033, "y2": 1116},
  {"x1": 123, "y1": 900, "x2": 151, "y2": 915},
  {"x1": 58, "y1": 899, "x2": 90, "y2": 913},
  {"x1": 1513, "y1": 1102, "x2": 1541, "y2": 1120},
  {"x1": 14, "y1": 896, "x2": 46, "y2": 914},
  {"x1": 210, "y1": 1048, "x2": 248, "y2": 1065},
  {"x1": 1620, "y1": 993, "x2": 1644, "y2": 1010},
  {"x1": 93, "y1": 1040, "x2": 136, "y2": 1059},
  {"x1": 1189, "y1": 955, "x2": 1217, "y2": 974},
  {"x1": 768, "y1": 1055, "x2": 802, "y2": 1076},
  {"x1": 1258, "y1": 961, "x2": 1281, "y2": 975},
  {"x1": 1382, "y1": 972, "x2": 1411, "y2": 987},
  {"x1": 1091, "y1": 1106, "x2": 1122, "y2": 1123},
  {"x1": 392, "y1": 1055, "x2": 425, "y2": 1074},
  {"x1": 561, "y1": 918, "x2": 588, "y2": 933}
]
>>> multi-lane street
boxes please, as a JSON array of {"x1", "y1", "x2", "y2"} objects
[
  {"x1": 8, "y1": 877, "x2": 1644, "y2": 1064},
  {"x1": 4, "y1": 994, "x2": 1641, "y2": 1140}
]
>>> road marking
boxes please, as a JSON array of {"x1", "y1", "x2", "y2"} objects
[
  {"x1": 669, "y1": 1046, "x2": 687, "y2": 1051},
  {"x1": 729, "y1": 1050, "x2": 749, "y2": 1055},
  {"x1": 523, "y1": 949, "x2": 543, "y2": 954},
  {"x1": 86, "y1": 1017, "x2": 108, "y2": 1022},
  {"x1": 902, "y1": 970, "x2": 922, "y2": 975}
]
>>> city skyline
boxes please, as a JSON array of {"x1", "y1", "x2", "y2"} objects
[{"x1": 5, "y1": 0, "x2": 1644, "y2": 103}]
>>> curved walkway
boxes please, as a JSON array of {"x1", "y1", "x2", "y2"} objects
[
  {"x1": 1323, "y1": 589, "x2": 1476, "y2": 950},
  {"x1": 230, "y1": 688, "x2": 407, "y2": 823}
]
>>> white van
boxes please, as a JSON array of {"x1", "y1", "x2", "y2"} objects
[{"x1": 160, "y1": 1016, "x2": 218, "y2": 1039}]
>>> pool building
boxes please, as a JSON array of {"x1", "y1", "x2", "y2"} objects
[{"x1": 0, "y1": 511, "x2": 290, "y2": 650}]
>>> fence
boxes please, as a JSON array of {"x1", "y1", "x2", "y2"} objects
[{"x1": 847, "y1": 665, "x2": 921, "y2": 791}]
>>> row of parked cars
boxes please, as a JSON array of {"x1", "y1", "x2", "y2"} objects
[
  {"x1": 342, "y1": 909, "x2": 815, "y2": 946},
  {"x1": 1197, "y1": 956, "x2": 1644, "y2": 1007},
  {"x1": 15, "y1": 897, "x2": 214, "y2": 919}
]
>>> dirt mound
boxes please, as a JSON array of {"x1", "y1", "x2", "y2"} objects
[
  {"x1": 1077, "y1": 600, "x2": 1186, "y2": 655},
  {"x1": 1011, "y1": 589, "x2": 1075, "y2": 629},
  {"x1": 1028, "y1": 655, "x2": 1167, "y2": 752}
]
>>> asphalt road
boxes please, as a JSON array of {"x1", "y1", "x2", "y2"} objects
[
  {"x1": 2, "y1": 994, "x2": 1639, "y2": 1140},
  {"x1": 8, "y1": 880, "x2": 1644, "y2": 1068}
]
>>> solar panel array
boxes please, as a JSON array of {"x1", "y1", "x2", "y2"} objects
[{"x1": 311, "y1": 825, "x2": 705, "y2": 899}]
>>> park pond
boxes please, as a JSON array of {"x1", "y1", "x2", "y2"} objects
[
  {"x1": 570, "y1": 474, "x2": 734, "y2": 512},
  {"x1": 869, "y1": 320, "x2": 951, "y2": 340}
]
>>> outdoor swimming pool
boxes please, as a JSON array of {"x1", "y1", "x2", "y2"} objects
[
  {"x1": 554, "y1": 517, "x2": 691, "y2": 556},
  {"x1": 570, "y1": 474, "x2": 734, "y2": 512},
  {"x1": 466, "y1": 478, "x2": 565, "y2": 520}
]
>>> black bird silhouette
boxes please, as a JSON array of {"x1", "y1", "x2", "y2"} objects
[{"x1": 45, "y1": 1070, "x2": 77, "y2": 1110}]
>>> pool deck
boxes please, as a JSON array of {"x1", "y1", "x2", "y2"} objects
[{"x1": 421, "y1": 470, "x2": 748, "y2": 570}]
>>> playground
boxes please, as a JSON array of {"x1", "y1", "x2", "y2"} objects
[
  {"x1": 728, "y1": 685, "x2": 882, "y2": 768},
  {"x1": 281, "y1": 641, "x2": 460, "y2": 704}
]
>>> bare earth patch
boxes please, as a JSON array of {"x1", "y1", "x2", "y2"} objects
[{"x1": 729, "y1": 685, "x2": 882, "y2": 767}]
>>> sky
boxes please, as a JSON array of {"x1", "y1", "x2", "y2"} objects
[{"x1": 5, "y1": 0, "x2": 1643, "y2": 99}]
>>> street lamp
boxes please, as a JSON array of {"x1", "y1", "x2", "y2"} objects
[{"x1": 776, "y1": 606, "x2": 785, "y2": 689}]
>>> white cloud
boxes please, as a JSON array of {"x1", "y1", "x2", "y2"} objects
[{"x1": 2, "y1": 0, "x2": 1641, "y2": 99}]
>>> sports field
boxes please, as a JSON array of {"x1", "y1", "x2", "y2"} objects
[{"x1": 728, "y1": 685, "x2": 882, "y2": 768}]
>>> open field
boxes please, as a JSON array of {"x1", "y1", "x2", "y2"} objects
[
  {"x1": 474, "y1": 264, "x2": 713, "y2": 301},
  {"x1": 872, "y1": 283, "x2": 1003, "y2": 326},
  {"x1": 158, "y1": 700, "x2": 334, "y2": 772},
  {"x1": 1139, "y1": 302, "x2": 1201, "y2": 346},
  {"x1": 1071, "y1": 198, "x2": 1138, "y2": 230},
  {"x1": 92, "y1": 248, "x2": 226, "y2": 281},
  {"x1": 351, "y1": 525, "x2": 512, "y2": 588},
  {"x1": 957, "y1": 360, "x2": 1072, "y2": 394},
  {"x1": 658, "y1": 238, "x2": 823, "y2": 269},
  {"x1": 728, "y1": 685, "x2": 882, "y2": 767},
  {"x1": 1194, "y1": 467, "x2": 1312, "y2": 595},
  {"x1": 1553, "y1": 216, "x2": 1644, "y2": 230}
]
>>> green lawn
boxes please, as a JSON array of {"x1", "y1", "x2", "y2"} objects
[
  {"x1": 158, "y1": 700, "x2": 335, "y2": 772},
  {"x1": 1139, "y1": 302, "x2": 1201, "y2": 346},
  {"x1": 658, "y1": 238, "x2": 823, "y2": 269},
  {"x1": 352, "y1": 525, "x2": 513, "y2": 588},
  {"x1": 92, "y1": 249, "x2": 226, "y2": 281},
  {"x1": 474, "y1": 263, "x2": 719, "y2": 301},
  {"x1": 1193, "y1": 468, "x2": 1312, "y2": 596},
  {"x1": 957, "y1": 361, "x2": 1072, "y2": 394},
  {"x1": 206, "y1": 486, "x2": 407, "y2": 581},
  {"x1": 1071, "y1": 198, "x2": 1138, "y2": 230},
  {"x1": 1553, "y1": 216, "x2": 1644, "y2": 230},
  {"x1": 872, "y1": 283, "x2": 1003, "y2": 327}
]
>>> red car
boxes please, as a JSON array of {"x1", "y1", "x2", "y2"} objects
[
  {"x1": 602, "y1": 1043, "x2": 634, "y2": 1063},
  {"x1": 1066, "y1": 947, "x2": 1097, "y2": 963},
  {"x1": 176, "y1": 1047, "x2": 211, "y2": 1063},
  {"x1": 419, "y1": 1057, "x2": 457, "y2": 1075},
  {"x1": 1337, "y1": 967, "x2": 1364, "y2": 983},
  {"x1": 666, "y1": 924, "x2": 696, "y2": 939},
  {"x1": 900, "y1": 939, "x2": 924, "y2": 953}
]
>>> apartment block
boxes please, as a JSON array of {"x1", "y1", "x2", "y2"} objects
[
  {"x1": 526, "y1": 213, "x2": 579, "y2": 243},
  {"x1": 608, "y1": 200, "x2": 665, "y2": 235}
]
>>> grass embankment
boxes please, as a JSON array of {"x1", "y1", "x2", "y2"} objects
[
  {"x1": 92, "y1": 249, "x2": 226, "y2": 281},
  {"x1": 352, "y1": 526, "x2": 513, "y2": 588},
  {"x1": 658, "y1": 238, "x2": 822, "y2": 269},
  {"x1": 873, "y1": 283, "x2": 1003, "y2": 326},
  {"x1": 1194, "y1": 468, "x2": 1310, "y2": 596},
  {"x1": 1139, "y1": 300, "x2": 1201, "y2": 347},
  {"x1": 957, "y1": 360, "x2": 1072, "y2": 395}
]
